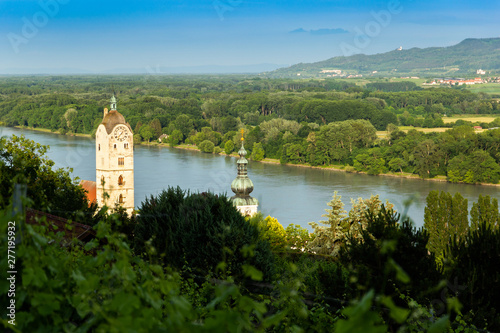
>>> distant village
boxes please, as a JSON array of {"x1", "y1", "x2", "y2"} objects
[
  {"x1": 316, "y1": 69, "x2": 362, "y2": 78},
  {"x1": 311, "y1": 68, "x2": 500, "y2": 84},
  {"x1": 423, "y1": 71, "x2": 500, "y2": 86}
]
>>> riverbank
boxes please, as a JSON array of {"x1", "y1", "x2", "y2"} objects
[
  {"x1": 7, "y1": 125, "x2": 500, "y2": 187},
  {"x1": 171, "y1": 144, "x2": 460, "y2": 185},
  {"x1": 13, "y1": 126, "x2": 93, "y2": 138}
]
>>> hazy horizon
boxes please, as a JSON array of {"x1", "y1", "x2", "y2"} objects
[{"x1": 1, "y1": 0, "x2": 499, "y2": 74}]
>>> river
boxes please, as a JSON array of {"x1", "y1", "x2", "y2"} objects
[{"x1": 1, "y1": 126, "x2": 498, "y2": 230}]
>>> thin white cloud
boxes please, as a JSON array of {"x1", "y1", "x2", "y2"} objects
[{"x1": 290, "y1": 28, "x2": 349, "y2": 35}]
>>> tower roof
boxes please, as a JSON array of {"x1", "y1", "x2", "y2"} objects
[
  {"x1": 101, "y1": 110, "x2": 132, "y2": 134},
  {"x1": 231, "y1": 134, "x2": 258, "y2": 208}
]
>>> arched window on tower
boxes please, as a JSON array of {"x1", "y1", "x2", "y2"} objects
[
  {"x1": 118, "y1": 175, "x2": 124, "y2": 186},
  {"x1": 119, "y1": 194, "x2": 123, "y2": 204}
]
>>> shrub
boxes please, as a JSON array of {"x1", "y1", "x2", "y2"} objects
[
  {"x1": 284, "y1": 224, "x2": 315, "y2": 251},
  {"x1": 198, "y1": 140, "x2": 215, "y2": 153},
  {"x1": 213, "y1": 146, "x2": 222, "y2": 154},
  {"x1": 339, "y1": 206, "x2": 441, "y2": 304},
  {"x1": 250, "y1": 214, "x2": 287, "y2": 250},
  {"x1": 133, "y1": 187, "x2": 275, "y2": 281}
]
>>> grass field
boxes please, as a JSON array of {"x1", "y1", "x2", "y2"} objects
[
  {"x1": 377, "y1": 125, "x2": 487, "y2": 138},
  {"x1": 355, "y1": 77, "x2": 426, "y2": 87},
  {"x1": 442, "y1": 115, "x2": 497, "y2": 124},
  {"x1": 465, "y1": 83, "x2": 500, "y2": 95},
  {"x1": 398, "y1": 126, "x2": 451, "y2": 133}
]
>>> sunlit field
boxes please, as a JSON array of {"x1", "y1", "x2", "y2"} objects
[
  {"x1": 466, "y1": 83, "x2": 500, "y2": 95},
  {"x1": 442, "y1": 115, "x2": 497, "y2": 124}
]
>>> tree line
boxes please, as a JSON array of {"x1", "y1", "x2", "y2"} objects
[{"x1": 2, "y1": 75, "x2": 500, "y2": 184}]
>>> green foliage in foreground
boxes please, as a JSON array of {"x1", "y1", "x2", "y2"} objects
[
  {"x1": 424, "y1": 191, "x2": 469, "y2": 261},
  {"x1": 339, "y1": 206, "x2": 441, "y2": 307},
  {"x1": 422, "y1": 191, "x2": 500, "y2": 331},
  {"x1": 0, "y1": 210, "x2": 290, "y2": 333},
  {"x1": 445, "y1": 222, "x2": 500, "y2": 330},
  {"x1": 0, "y1": 209, "x2": 461, "y2": 333},
  {"x1": 308, "y1": 192, "x2": 393, "y2": 256},
  {"x1": 0, "y1": 135, "x2": 98, "y2": 223}
]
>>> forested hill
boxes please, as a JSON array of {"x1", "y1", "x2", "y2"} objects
[{"x1": 267, "y1": 38, "x2": 500, "y2": 78}]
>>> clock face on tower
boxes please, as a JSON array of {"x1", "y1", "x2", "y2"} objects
[{"x1": 113, "y1": 126, "x2": 129, "y2": 142}]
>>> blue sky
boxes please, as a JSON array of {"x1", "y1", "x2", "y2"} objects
[{"x1": 1, "y1": 0, "x2": 499, "y2": 73}]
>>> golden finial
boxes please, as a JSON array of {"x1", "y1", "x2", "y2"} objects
[{"x1": 240, "y1": 128, "x2": 245, "y2": 141}]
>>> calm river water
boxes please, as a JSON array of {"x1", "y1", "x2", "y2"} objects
[{"x1": 2, "y1": 126, "x2": 498, "y2": 230}]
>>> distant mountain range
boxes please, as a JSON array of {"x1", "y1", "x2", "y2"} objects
[{"x1": 265, "y1": 38, "x2": 500, "y2": 78}]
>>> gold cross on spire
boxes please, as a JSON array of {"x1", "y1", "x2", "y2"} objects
[{"x1": 240, "y1": 128, "x2": 245, "y2": 141}]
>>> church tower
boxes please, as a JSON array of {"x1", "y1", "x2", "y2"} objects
[
  {"x1": 95, "y1": 93, "x2": 134, "y2": 215},
  {"x1": 230, "y1": 129, "x2": 259, "y2": 216}
]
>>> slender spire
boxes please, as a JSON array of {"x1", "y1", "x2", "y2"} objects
[
  {"x1": 231, "y1": 129, "x2": 258, "y2": 216},
  {"x1": 110, "y1": 87, "x2": 117, "y2": 111}
]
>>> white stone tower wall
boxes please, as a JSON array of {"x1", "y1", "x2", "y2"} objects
[{"x1": 96, "y1": 122, "x2": 134, "y2": 215}]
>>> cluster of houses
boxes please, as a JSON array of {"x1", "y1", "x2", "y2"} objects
[
  {"x1": 423, "y1": 77, "x2": 486, "y2": 86},
  {"x1": 317, "y1": 69, "x2": 363, "y2": 78}
]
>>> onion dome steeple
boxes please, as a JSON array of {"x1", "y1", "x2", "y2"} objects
[{"x1": 231, "y1": 129, "x2": 259, "y2": 216}]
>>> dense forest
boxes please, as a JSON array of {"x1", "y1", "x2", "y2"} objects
[
  {"x1": 1, "y1": 134, "x2": 499, "y2": 332},
  {"x1": 1, "y1": 75, "x2": 500, "y2": 184}
]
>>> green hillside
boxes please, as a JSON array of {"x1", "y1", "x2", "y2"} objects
[{"x1": 266, "y1": 38, "x2": 500, "y2": 78}]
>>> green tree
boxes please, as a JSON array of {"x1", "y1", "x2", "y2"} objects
[
  {"x1": 353, "y1": 152, "x2": 385, "y2": 175},
  {"x1": 423, "y1": 191, "x2": 468, "y2": 261},
  {"x1": 168, "y1": 129, "x2": 183, "y2": 147},
  {"x1": 198, "y1": 140, "x2": 215, "y2": 153},
  {"x1": 149, "y1": 118, "x2": 162, "y2": 139},
  {"x1": 250, "y1": 214, "x2": 287, "y2": 250},
  {"x1": 413, "y1": 139, "x2": 441, "y2": 178},
  {"x1": 283, "y1": 224, "x2": 315, "y2": 251},
  {"x1": 447, "y1": 150, "x2": 500, "y2": 184},
  {"x1": 445, "y1": 222, "x2": 500, "y2": 330},
  {"x1": 339, "y1": 206, "x2": 441, "y2": 307},
  {"x1": 308, "y1": 192, "x2": 392, "y2": 256},
  {"x1": 133, "y1": 133, "x2": 142, "y2": 145},
  {"x1": 470, "y1": 195, "x2": 499, "y2": 231},
  {"x1": 139, "y1": 124, "x2": 155, "y2": 143},
  {"x1": 174, "y1": 114, "x2": 194, "y2": 139},
  {"x1": 250, "y1": 142, "x2": 265, "y2": 161},
  {"x1": 134, "y1": 120, "x2": 143, "y2": 133},
  {"x1": 388, "y1": 157, "x2": 407, "y2": 173},
  {"x1": 133, "y1": 187, "x2": 275, "y2": 280},
  {"x1": 221, "y1": 116, "x2": 239, "y2": 133},
  {"x1": 191, "y1": 127, "x2": 222, "y2": 146},
  {"x1": 224, "y1": 140, "x2": 235, "y2": 155},
  {"x1": 0, "y1": 135, "x2": 96, "y2": 222}
]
